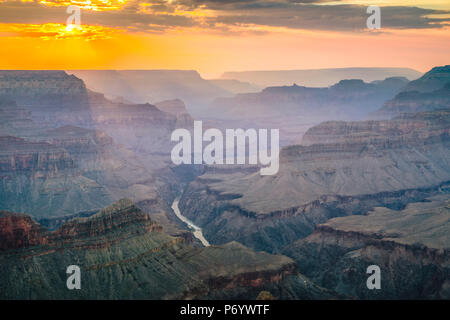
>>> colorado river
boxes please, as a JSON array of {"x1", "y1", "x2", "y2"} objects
[{"x1": 171, "y1": 198, "x2": 210, "y2": 247}]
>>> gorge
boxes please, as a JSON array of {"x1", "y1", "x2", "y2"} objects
[{"x1": 0, "y1": 66, "x2": 448, "y2": 300}]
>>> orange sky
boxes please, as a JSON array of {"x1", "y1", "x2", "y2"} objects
[{"x1": 0, "y1": 0, "x2": 449, "y2": 78}]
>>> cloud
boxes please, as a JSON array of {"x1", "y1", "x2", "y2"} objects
[
  {"x1": 0, "y1": 0, "x2": 448, "y2": 36},
  {"x1": 207, "y1": 4, "x2": 450, "y2": 31},
  {"x1": 0, "y1": 1, "x2": 198, "y2": 33},
  {"x1": 0, "y1": 22, "x2": 119, "y2": 40}
]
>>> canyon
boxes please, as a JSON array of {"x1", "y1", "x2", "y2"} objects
[
  {"x1": 177, "y1": 108, "x2": 450, "y2": 252},
  {"x1": 0, "y1": 199, "x2": 335, "y2": 299},
  {"x1": 0, "y1": 66, "x2": 448, "y2": 299},
  {"x1": 207, "y1": 76, "x2": 410, "y2": 146},
  {"x1": 283, "y1": 195, "x2": 449, "y2": 299},
  {"x1": 0, "y1": 70, "x2": 195, "y2": 219}
]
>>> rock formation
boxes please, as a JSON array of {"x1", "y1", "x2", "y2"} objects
[
  {"x1": 283, "y1": 195, "x2": 450, "y2": 299},
  {"x1": 371, "y1": 65, "x2": 450, "y2": 119},
  {"x1": 178, "y1": 110, "x2": 450, "y2": 252},
  {"x1": 0, "y1": 199, "x2": 334, "y2": 300}
]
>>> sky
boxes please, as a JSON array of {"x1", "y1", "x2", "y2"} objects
[{"x1": 0, "y1": 0, "x2": 449, "y2": 78}]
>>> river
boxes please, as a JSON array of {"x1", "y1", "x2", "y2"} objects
[{"x1": 171, "y1": 198, "x2": 210, "y2": 247}]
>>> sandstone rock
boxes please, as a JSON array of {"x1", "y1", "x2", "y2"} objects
[
  {"x1": 283, "y1": 195, "x2": 450, "y2": 299},
  {"x1": 0, "y1": 200, "x2": 328, "y2": 300}
]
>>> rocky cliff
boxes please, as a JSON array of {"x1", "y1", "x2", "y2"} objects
[
  {"x1": 0, "y1": 133, "x2": 115, "y2": 218},
  {"x1": 402, "y1": 65, "x2": 450, "y2": 93},
  {"x1": 0, "y1": 119, "x2": 165, "y2": 219},
  {"x1": 0, "y1": 99, "x2": 43, "y2": 137},
  {"x1": 371, "y1": 83, "x2": 450, "y2": 119},
  {"x1": 154, "y1": 99, "x2": 194, "y2": 128},
  {"x1": 371, "y1": 65, "x2": 450, "y2": 119},
  {"x1": 0, "y1": 71, "x2": 93, "y2": 127},
  {"x1": 282, "y1": 195, "x2": 450, "y2": 299},
  {"x1": 0, "y1": 199, "x2": 332, "y2": 299},
  {"x1": 0, "y1": 71, "x2": 193, "y2": 158},
  {"x1": 88, "y1": 91, "x2": 188, "y2": 157},
  {"x1": 178, "y1": 110, "x2": 450, "y2": 252},
  {"x1": 0, "y1": 211, "x2": 47, "y2": 250},
  {"x1": 0, "y1": 71, "x2": 195, "y2": 220},
  {"x1": 0, "y1": 136, "x2": 74, "y2": 173}
]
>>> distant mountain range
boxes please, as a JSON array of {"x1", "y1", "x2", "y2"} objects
[
  {"x1": 65, "y1": 68, "x2": 423, "y2": 117},
  {"x1": 208, "y1": 79, "x2": 262, "y2": 94},
  {"x1": 212, "y1": 77, "x2": 409, "y2": 120},
  {"x1": 221, "y1": 67, "x2": 422, "y2": 88},
  {"x1": 208, "y1": 76, "x2": 409, "y2": 146},
  {"x1": 67, "y1": 70, "x2": 231, "y2": 115}
]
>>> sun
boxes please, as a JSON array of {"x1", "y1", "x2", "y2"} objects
[{"x1": 65, "y1": 24, "x2": 83, "y2": 33}]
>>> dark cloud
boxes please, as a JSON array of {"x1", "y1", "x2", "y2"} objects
[
  {"x1": 0, "y1": 0, "x2": 448, "y2": 34},
  {"x1": 0, "y1": 1, "x2": 196, "y2": 32},
  {"x1": 0, "y1": 2, "x2": 66, "y2": 24},
  {"x1": 207, "y1": 4, "x2": 450, "y2": 31}
]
